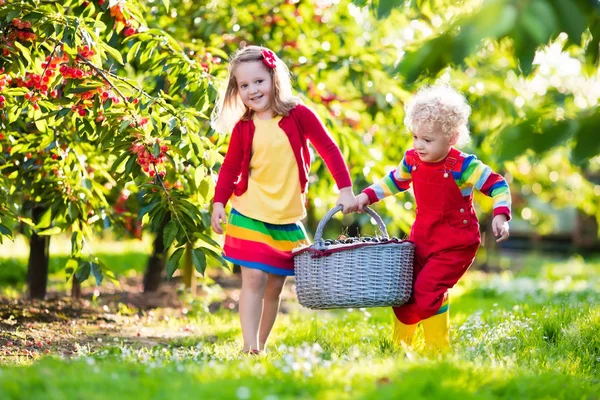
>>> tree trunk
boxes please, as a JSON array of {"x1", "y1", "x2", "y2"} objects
[
  {"x1": 71, "y1": 276, "x2": 81, "y2": 299},
  {"x1": 183, "y1": 242, "x2": 197, "y2": 295},
  {"x1": 143, "y1": 219, "x2": 168, "y2": 293},
  {"x1": 27, "y1": 206, "x2": 50, "y2": 300}
]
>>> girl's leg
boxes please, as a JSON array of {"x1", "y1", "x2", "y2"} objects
[
  {"x1": 239, "y1": 267, "x2": 269, "y2": 352},
  {"x1": 258, "y1": 273, "x2": 287, "y2": 351}
]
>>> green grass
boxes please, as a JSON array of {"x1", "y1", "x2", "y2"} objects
[
  {"x1": 0, "y1": 252, "x2": 599, "y2": 399},
  {"x1": 0, "y1": 234, "x2": 152, "y2": 293}
]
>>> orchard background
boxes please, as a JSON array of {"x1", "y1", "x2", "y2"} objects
[{"x1": 0, "y1": 0, "x2": 599, "y2": 399}]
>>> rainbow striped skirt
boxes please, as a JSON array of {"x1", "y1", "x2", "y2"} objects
[{"x1": 222, "y1": 209, "x2": 310, "y2": 276}]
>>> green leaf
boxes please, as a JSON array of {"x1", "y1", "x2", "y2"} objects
[
  {"x1": 572, "y1": 113, "x2": 600, "y2": 165},
  {"x1": 584, "y1": 20, "x2": 600, "y2": 75},
  {"x1": 35, "y1": 208, "x2": 53, "y2": 229},
  {"x1": 13, "y1": 42, "x2": 33, "y2": 66},
  {"x1": 127, "y1": 41, "x2": 142, "y2": 64},
  {"x1": 496, "y1": 122, "x2": 535, "y2": 161},
  {"x1": 193, "y1": 231, "x2": 221, "y2": 250},
  {"x1": 397, "y1": 34, "x2": 454, "y2": 83},
  {"x1": 191, "y1": 248, "x2": 206, "y2": 275},
  {"x1": 163, "y1": 219, "x2": 178, "y2": 249},
  {"x1": 453, "y1": 1, "x2": 518, "y2": 62},
  {"x1": 0, "y1": 224, "x2": 12, "y2": 237},
  {"x1": 194, "y1": 166, "x2": 205, "y2": 188},
  {"x1": 18, "y1": 217, "x2": 35, "y2": 227},
  {"x1": 120, "y1": 119, "x2": 131, "y2": 133},
  {"x1": 204, "y1": 247, "x2": 228, "y2": 268},
  {"x1": 547, "y1": 0, "x2": 587, "y2": 44},
  {"x1": 521, "y1": 0, "x2": 557, "y2": 44},
  {"x1": 377, "y1": 0, "x2": 403, "y2": 19},
  {"x1": 124, "y1": 154, "x2": 137, "y2": 176},
  {"x1": 111, "y1": 152, "x2": 131, "y2": 173},
  {"x1": 91, "y1": 262, "x2": 103, "y2": 285},
  {"x1": 99, "y1": 42, "x2": 124, "y2": 65},
  {"x1": 138, "y1": 198, "x2": 161, "y2": 221},
  {"x1": 71, "y1": 231, "x2": 83, "y2": 256},
  {"x1": 75, "y1": 261, "x2": 91, "y2": 282},
  {"x1": 166, "y1": 247, "x2": 185, "y2": 279},
  {"x1": 65, "y1": 258, "x2": 78, "y2": 281},
  {"x1": 37, "y1": 226, "x2": 62, "y2": 236},
  {"x1": 162, "y1": 0, "x2": 170, "y2": 12}
]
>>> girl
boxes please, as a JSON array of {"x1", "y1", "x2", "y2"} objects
[
  {"x1": 210, "y1": 45, "x2": 356, "y2": 354},
  {"x1": 356, "y1": 85, "x2": 511, "y2": 352}
]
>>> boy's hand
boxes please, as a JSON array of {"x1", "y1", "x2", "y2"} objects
[
  {"x1": 356, "y1": 193, "x2": 370, "y2": 212},
  {"x1": 336, "y1": 187, "x2": 357, "y2": 214},
  {"x1": 211, "y1": 202, "x2": 227, "y2": 234},
  {"x1": 492, "y1": 214, "x2": 510, "y2": 242}
]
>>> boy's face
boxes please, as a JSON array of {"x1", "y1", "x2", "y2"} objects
[
  {"x1": 234, "y1": 61, "x2": 273, "y2": 119},
  {"x1": 411, "y1": 124, "x2": 456, "y2": 163}
]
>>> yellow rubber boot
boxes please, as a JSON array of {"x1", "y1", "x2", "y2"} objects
[
  {"x1": 422, "y1": 308, "x2": 450, "y2": 353},
  {"x1": 392, "y1": 316, "x2": 418, "y2": 348}
]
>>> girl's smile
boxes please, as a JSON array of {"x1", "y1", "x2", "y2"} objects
[{"x1": 234, "y1": 61, "x2": 274, "y2": 119}]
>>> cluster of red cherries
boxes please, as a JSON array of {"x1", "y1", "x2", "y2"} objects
[{"x1": 130, "y1": 139, "x2": 168, "y2": 178}]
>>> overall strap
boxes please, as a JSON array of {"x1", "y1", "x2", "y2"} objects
[{"x1": 444, "y1": 156, "x2": 457, "y2": 171}]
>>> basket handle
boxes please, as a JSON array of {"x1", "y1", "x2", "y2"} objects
[{"x1": 313, "y1": 205, "x2": 389, "y2": 250}]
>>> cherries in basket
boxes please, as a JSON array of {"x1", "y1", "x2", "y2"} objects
[{"x1": 322, "y1": 236, "x2": 399, "y2": 246}]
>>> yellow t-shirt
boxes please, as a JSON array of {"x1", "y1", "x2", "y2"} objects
[{"x1": 231, "y1": 115, "x2": 306, "y2": 224}]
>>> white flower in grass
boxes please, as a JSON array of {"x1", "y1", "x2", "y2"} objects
[
  {"x1": 236, "y1": 386, "x2": 251, "y2": 399},
  {"x1": 311, "y1": 342, "x2": 323, "y2": 353}
]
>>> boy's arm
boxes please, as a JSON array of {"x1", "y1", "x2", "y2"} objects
[
  {"x1": 362, "y1": 155, "x2": 412, "y2": 205},
  {"x1": 462, "y1": 156, "x2": 512, "y2": 220},
  {"x1": 213, "y1": 124, "x2": 244, "y2": 205}
]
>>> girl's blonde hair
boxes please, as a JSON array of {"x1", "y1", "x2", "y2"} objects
[
  {"x1": 404, "y1": 85, "x2": 471, "y2": 146},
  {"x1": 211, "y1": 45, "x2": 300, "y2": 133}
]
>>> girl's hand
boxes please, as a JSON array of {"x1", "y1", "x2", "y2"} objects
[
  {"x1": 492, "y1": 214, "x2": 510, "y2": 242},
  {"x1": 336, "y1": 187, "x2": 357, "y2": 214},
  {"x1": 211, "y1": 202, "x2": 227, "y2": 234},
  {"x1": 356, "y1": 193, "x2": 370, "y2": 212}
]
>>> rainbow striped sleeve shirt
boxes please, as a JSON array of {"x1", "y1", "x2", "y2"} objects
[{"x1": 363, "y1": 149, "x2": 512, "y2": 220}]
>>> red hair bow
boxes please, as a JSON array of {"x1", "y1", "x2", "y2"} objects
[{"x1": 261, "y1": 49, "x2": 277, "y2": 69}]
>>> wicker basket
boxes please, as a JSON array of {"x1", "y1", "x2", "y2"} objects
[{"x1": 293, "y1": 205, "x2": 414, "y2": 310}]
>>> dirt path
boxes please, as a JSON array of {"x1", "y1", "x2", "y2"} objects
[{"x1": 0, "y1": 271, "x2": 301, "y2": 364}]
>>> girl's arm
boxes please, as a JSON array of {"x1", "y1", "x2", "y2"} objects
[
  {"x1": 299, "y1": 105, "x2": 352, "y2": 190},
  {"x1": 213, "y1": 123, "x2": 244, "y2": 206}
]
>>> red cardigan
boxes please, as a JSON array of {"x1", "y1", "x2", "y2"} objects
[{"x1": 213, "y1": 104, "x2": 352, "y2": 205}]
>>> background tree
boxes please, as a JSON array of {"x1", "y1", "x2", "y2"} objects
[{"x1": 0, "y1": 0, "x2": 225, "y2": 298}]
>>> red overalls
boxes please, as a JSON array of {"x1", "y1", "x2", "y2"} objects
[{"x1": 394, "y1": 148, "x2": 481, "y2": 325}]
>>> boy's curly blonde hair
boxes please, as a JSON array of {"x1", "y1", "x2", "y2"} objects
[{"x1": 404, "y1": 85, "x2": 471, "y2": 146}]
